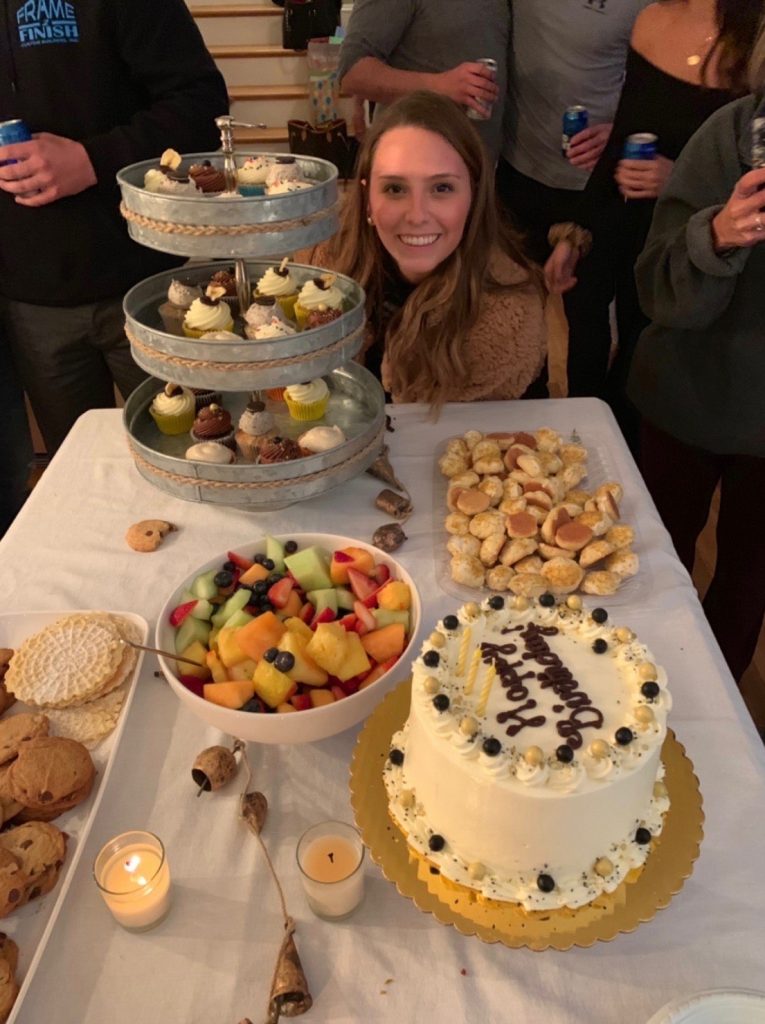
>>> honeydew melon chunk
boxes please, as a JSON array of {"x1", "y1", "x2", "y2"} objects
[
  {"x1": 334, "y1": 587, "x2": 355, "y2": 611},
  {"x1": 212, "y1": 588, "x2": 251, "y2": 627},
  {"x1": 265, "y1": 535, "x2": 286, "y2": 573},
  {"x1": 307, "y1": 588, "x2": 338, "y2": 617},
  {"x1": 372, "y1": 608, "x2": 410, "y2": 632},
  {"x1": 190, "y1": 598, "x2": 214, "y2": 621},
  {"x1": 284, "y1": 545, "x2": 332, "y2": 592},
  {"x1": 175, "y1": 616, "x2": 211, "y2": 655},
  {"x1": 223, "y1": 608, "x2": 254, "y2": 630},
  {"x1": 191, "y1": 569, "x2": 219, "y2": 600}
]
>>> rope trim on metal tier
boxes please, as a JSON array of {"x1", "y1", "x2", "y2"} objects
[
  {"x1": 119, "y1": 200, "x2": 341, "y2": 237},
  {"x1": 128, "y1": 426, "x2": 384, "y2": 491},
  {"x1": 124, "y1": 323, "x2": 365, "y2": 373}
]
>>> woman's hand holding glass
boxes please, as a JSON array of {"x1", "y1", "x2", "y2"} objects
[{"x1": 711, "y1": 167, "x2": 765, "y2": 252}]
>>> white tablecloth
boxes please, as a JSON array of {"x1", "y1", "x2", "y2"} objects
[{"x1": 2, "y1": 399, "x2": 764, "y2": 1024}]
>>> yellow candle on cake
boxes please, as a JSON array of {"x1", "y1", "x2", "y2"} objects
[
  {"x1": 464, "y1": 648, "x2": 482, "y2": 695},
  {"x1": 457, "y1": 627, "x2": 473, "y2": 676},
  {"x1": 476, "y1": 663, "x2": 497, "y2": 716}
]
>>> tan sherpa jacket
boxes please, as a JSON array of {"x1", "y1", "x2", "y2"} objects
[{"x1": 298, "y1": 243, "x2": 547, "y2": 404}]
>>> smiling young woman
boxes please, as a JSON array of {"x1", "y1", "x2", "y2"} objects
[{"x1": 300, "y1": 91, "x2": 546, "y2": 413}]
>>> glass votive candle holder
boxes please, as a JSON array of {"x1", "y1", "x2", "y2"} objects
[
  {"x1": 94, "y1": 830, "x2": 172, "y2": 932},
  {"x1": 296, "y1": 821, "x2": 365, "y2": 920}
]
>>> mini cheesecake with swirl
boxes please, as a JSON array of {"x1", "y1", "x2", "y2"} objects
[{"x1": 383, "y1": 594, "x2": 671, "y2": 911}]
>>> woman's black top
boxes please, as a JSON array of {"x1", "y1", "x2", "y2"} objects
[{"x1": 582, "y1": 46, "x2": 734, "y2": 255}]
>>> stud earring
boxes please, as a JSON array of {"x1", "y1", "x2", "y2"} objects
[{"x1": 367, "y1": 215, "x2": 374, "y2": 226}]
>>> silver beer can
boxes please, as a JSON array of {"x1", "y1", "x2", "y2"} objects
[{"x1": 467, "y1": 58, "x2": 497, "y2": 121}]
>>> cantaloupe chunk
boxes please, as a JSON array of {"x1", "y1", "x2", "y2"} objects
[
  {"x1": 358, "y1": 656, "x2": 399, "y2": 689},
  {"x1": 237, "y1": 611, "x2": 286, "y2": 662},
  {"x1": 275, "y1": 589, "x2": 303, "y2": 621},
  {"x1": 239, "y1": 563, "x2": 270, "y2": 585},
  {"x1": 329, "y1": 546, "x2": 376, "y2": 585},
  {"x1": 203, "y1": 679, "x2": 254, "y2": 709},
  {"x1": 376, "y1": 581, "x2": 411, "y2": 611},
  {"x1": 360, "y1": 623, "x2": 406, "y2": 664}
]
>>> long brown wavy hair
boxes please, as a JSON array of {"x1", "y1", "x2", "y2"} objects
[
  {"x1": 324, "y1": 91, "x2": 540, "y2": 411},
  {"x1": 701, "y1": 0, "x2": 763, "y2": 92}
]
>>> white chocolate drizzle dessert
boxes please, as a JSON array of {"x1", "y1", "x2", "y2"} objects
[{"x1": 383, "y1": 593, "x2": 671, "y2": 911}]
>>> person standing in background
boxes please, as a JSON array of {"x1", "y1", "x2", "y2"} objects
[
  {"x1": 497, "y1": 0, "x2": 648, "y2": 263},
  {"x1": 338, "y1": 0, "x2": 509, "y2": 162},
  {"x1": 548, "y1": 0, "x2": 761, "y2": 454},
  {"x1": 0, "y1": 0, "x2": 229, "y2": 475}
]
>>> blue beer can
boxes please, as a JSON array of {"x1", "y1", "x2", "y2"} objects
[
  {"x1": 562, "y1": 106, "x2": 588, "y2": 156},
  {"x1": 622, "y1": 133, "x2": 658, "y2": 160},
  {"x1": 0, "y1": 118, "x2": 32, "y2": 166}
]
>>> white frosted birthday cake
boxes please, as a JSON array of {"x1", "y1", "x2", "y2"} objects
[{"x1": 383, "y1": 593, "x2": 671, "y2": 911}]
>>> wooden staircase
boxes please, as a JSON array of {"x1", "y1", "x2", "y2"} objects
[{"x1": 189, "y1": 2, "x2": 354, "y2": 149}]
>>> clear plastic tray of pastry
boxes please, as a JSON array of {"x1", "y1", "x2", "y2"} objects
[
  {"x1": 123, "y1": 261, "x2": 366, "y2": 392},
  {"x1": 433, "y1": 428, "x2": 649, "y2": 607},
  {"x1": 123, "y1": 366, "x2": 385, "y2": 510},
  {"x1": 0, "y1": 611, "x2": 147, "y2": 1024},
  {"x1": 117, "y1": 152, "x2": 338, "y2": 258}
]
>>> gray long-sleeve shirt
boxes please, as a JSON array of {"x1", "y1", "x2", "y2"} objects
[
  {"x1": 338, "y1": 0, "x2": 509, "y2": 160},
  {"x1": 628, "y1": 95, "x2": 765, "y2": 456}
]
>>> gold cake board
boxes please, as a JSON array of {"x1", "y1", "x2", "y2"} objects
[{"x1": 349, "y1": 679, "x2": 704, "y2": 951}]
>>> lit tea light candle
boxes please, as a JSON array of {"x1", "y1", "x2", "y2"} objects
[
  {"x1": 94, "y1": 830, "x2": 171, "y2": 931},
  {"x1": 296, "y1": 822, "x2": 365, "y2": 920}
]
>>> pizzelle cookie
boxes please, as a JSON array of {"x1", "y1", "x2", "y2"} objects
[
  {"x1": 9, "y1": 736, "x2": 95, "y2": 815},
  {"x1": 44, "y1": 683, "x2": 128, "y2": 748}
]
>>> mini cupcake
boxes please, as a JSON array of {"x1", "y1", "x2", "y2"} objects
[
  {"x1": 255, "y1": 257, "x2": 299, "y2": 321},
  {"x1": 305, "y1": 304, "x2": 343, "y2": 331},
  {"x1": 186, "y1": 441, "x2": 235, "y2": 464},
  {"x1": 200, "y1": 330, "x2": 242, "y2": 341},
  {"x1": 236, "y1": 155, "x2": 273, "y2": 196},
  {"x1": 294, "y1": 274, "x2": 344, "y2": 331},
  {"x1": 144, "y1": 149, "x2": 199, "y2": 196},
  {"x1": 251, "y1": 316, "x2": 297, "y2": 342},
  {"x1": 183, "y1": 285, "x2": 234, "y2": 338},
  {"x1": 284, "y1": 379, "x2": 330, "y2": 421},
  {"x1": 235, "y1": 397, "x2": 277, "y2": 462},
  {"x1": 190, "y1": 388, "x2": 222, "y2": 412},
  {"x1": 266, "y1": 180, "x2": 314, "y2": 196},
  {"x1": 190, "y1": 403, "x2": 235, "y2": 449},
  {"x1": 208, "y1": 268, "x2": 238, "y2": 315},
  {"x1": 243, "y1": 296, "x2": 286, "y2": 338},
  {"x1": 158, "y1": 279, "x2": 202, "y2": 335},
  {"x1": 149, "y1": 382, "x2": 196, "y2": 435},
  {"x1": 189, "y1": 160, "x2": 226, "y2": 194},
  {"x1": 258, "y1": 437, "x2": 304, "y2": 464},
  {"x1": 265, "y1": 156, "x2": 303, "y2": 190},
  {"x1": 298, "y1": 424, "x2": 346, "y2": 454}
]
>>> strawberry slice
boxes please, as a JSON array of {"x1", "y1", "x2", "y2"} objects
[
  {"x1": 333, "y1": 550, "x2": 354, "y2": 564},
  {"x1": 337, "y1": 675, "x2": 362, "y2": 696},
  {"x1": 169, "y1": 600, "x2": 197, "y2": 627},
  {"x1": 373, "y1": 563, "x2": 391, "y2": 586},
  {"x1": 290, "y1": 693, "x2": 312, "y2": 712},
  {"x1": 347, "y1": 567, "x2": 379, "y2": 602},
  {"x1": 339, "y1": 613, "x2": 358, "y2": 632},
  {"x1": 227, "y1": 550, "x2": 254, "y2": 571},
  {"x1": 353, "y1": 600, "x2": 377, "y2": 633},
  {"x1": 311, "y1": 606, "x2": 337, "y2": 628},
  {"x1": 268, "y1": 576, "x2": 295, "y2": 609},
  {"x1": 298, "y1": 601, "x2": 315, "y2": 624},
  {"x1": 330, "y1": 685, "x2": 346, "y2": 702}
]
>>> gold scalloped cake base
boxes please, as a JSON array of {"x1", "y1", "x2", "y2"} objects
[{"x1": 350, "y1": 679, "x2": 704, "y2": 951}]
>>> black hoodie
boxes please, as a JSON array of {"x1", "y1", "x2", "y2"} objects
[{"x1": 0, "y1": 0, "x2": 229, "y2": 305}]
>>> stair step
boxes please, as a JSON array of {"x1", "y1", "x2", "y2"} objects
[
  {"x1": 209, "y1": 43, "x2": 304, "y2": 58},
  {"x1": 191, "y1": 4, "x2": 281, "y2": 16}
]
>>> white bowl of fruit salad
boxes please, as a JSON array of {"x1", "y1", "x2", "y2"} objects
[{"x1": 156, "y1": 533, "x2": 421, "y2": 743}]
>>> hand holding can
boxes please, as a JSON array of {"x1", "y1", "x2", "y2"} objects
[
  {"x1": 0, "y1": 119, "x2": 32, "y2": 166},
  {"x1": 466, "y1": 58, "x2": 498, "y2": 121}
]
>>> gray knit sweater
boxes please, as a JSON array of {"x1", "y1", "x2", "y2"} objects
[{"x1": 627, "y1": 94, "x2": 765, "y2": 456}]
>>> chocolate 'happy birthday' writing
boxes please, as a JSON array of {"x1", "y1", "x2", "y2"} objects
[{"x1": 481, "y1": 624, "x2": 604, "y2": 748}]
